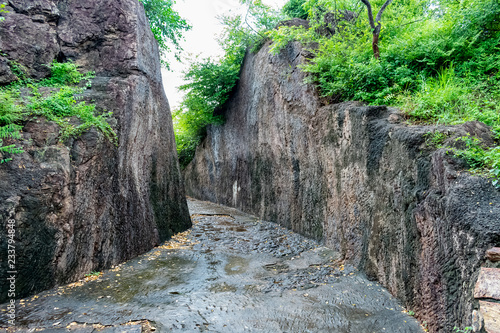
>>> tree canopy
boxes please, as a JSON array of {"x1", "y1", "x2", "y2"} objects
[
  {"x1": 282, "y1": 0, "x2": 308, "y2": 19},
  {"x1": 139, "y1": 0, "x2": 191, "y2": 69},
  {"x1": 172, "y1": 0, "x2": 282, "y2": 167},
  {"x1": 173, "y1": 0, "x2": 500, "y2": 186}
]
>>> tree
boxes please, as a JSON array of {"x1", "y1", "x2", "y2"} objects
[
  {"x1": 173, "y1": 1, "x2": 283, "y2": 168},
  {"x1": 239, "y1": 0, "x2": 285, "y2": 37},
  {"x1": 359, "y1": 0, "x2": 393, "y2": 59},
  {"x1": 139, "y1": 0, "x2": 191, "y2": 69},
  {"x1": 283, "y1": 0, "x2": 309, "y2": 20}
]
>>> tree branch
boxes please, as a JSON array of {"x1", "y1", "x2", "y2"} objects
[
  {"x1": 360, "y1": 0, "x2": 376, "y2": 30},
  {"x1": 244, "y1": 2, "x2": 266, "y2": 39},
  {"x1": 375, "y1": 0, "x2": 393, "y2": 24},
  {"x1": 396, "y1": 18, "x2": 428, "y2": 28}
]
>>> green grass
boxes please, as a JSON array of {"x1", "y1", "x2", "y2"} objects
[
  {"x1": 172, "y1": 0, "x2": 500, "y2": 182},
  {"x1": 0, "y1": 61, "x2": 116, "y2": 163},
  {"x1": 424, "y1": 131, "x2": 448, "y2": 148},
  {"x1": 84, "y1": 271, "x2": 102, "y2": 277},
  {"x1": 269, "y1": 0, "x2": 500, "y2": 188}
]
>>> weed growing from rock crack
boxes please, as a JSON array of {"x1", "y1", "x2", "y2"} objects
[{"x1": 0, "y1": 60, "x2": 117, "y2": 163}]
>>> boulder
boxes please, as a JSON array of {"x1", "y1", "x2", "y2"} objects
[
  {"x1": 478, "y1": 301, "x2": 500, "y2": 333},
  {"x1": 475, "y1": 268, "x2": 500, "y2": 300},
  {"x1": 486, "y1": 248, "x2": 500, "y2": 262}
]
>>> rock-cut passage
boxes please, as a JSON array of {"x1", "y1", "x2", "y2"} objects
[{"x1": 6, "y1": 199, "x2": 423, "y2": 333}]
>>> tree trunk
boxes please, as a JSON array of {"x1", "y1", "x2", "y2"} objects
[
  {"x1": 360, "y1": 0, "x2": 392, "y2": 59},
  {"x1": 372, "y1": 25, "x2": 381, "y2": 60}
]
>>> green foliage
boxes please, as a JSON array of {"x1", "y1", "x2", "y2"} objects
[
  {"x1": 0, "y1": 60, "x2": 116, "y2": 163},
  {"x1": 27, "y1": 85, "x2": 116, "y2": 141},
  {"x1": 271, "y1": 0, "x2": 500, "y2": 103},
  {"x1": 173, "y1": 55, "x2": 241, "y2": 168},
  {"x1": 0, "y1": 145, "x2": 23, "y2": 163},
  {"x1": 453, "y1": 135, "x2": 487, "y2": 168},
  {"x1": 283, "y1": 0, "x2": 308, "y2": 19},
  {"x1": 181, "y1": 59, "x2": 242, "y2": 110},
  {"x1": 173, "y1": 0, "x2": 282, "y2": 168},
  {"x1": 242, "y1": 0, "x2": 286, "y2": 31},
  {"x1": 424, "y1": 131, "x2": 448, "y2": 148},
  {"x1": 8, "y1": 61, "x2": 31, "y2": 85},
  {"x1": 268, "y1": 0, "x2": 500, "y2": 187},
  {"x1": 84, "y1": 271, "x2": 102, "y2": 277},
  {"x1": 0, "y1": 123, "x2": 23, "y2": 161},
  {"x1": 450, "y1": 135, "x2": 500, "y2": 188},
  {"x1": 399, "y1": 64, "x2": 500, "y2": 138},
  {"x1": 267, "y1": 24, "x2": 314, "y2": 54},
  {"x1": 0, "y1": 2, "x2": 7, "y2": 22},
  {"x1": 0, "y1": 90, "x2": 23, "y2": 125},
  {"x1": 173, "y1": 105, "x2": 223, "y2": 168},
  {"x1": 0, "y1": 90, "x2": 24, "y2": 163},
  {"x1": 41, "y1": 61, "x2": 94, "y2": 86},
  {"x1": 139, "y1": 0, "x2": 191, "y2": 69},
  {"x1": 453, "y1": 327, "x2": 473, "y2": 333}
]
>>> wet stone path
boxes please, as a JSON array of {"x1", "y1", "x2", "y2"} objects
[{"x1": 3, "y1": 199, "x2": 423, "y2": 332}]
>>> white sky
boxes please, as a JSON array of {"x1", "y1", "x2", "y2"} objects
[{"x1": 161, "y1": 0, "x2": 287, "y2": 110}]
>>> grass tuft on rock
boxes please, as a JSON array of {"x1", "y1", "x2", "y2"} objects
[{"x1": 0, "y1": 60, "x2": 116, "y2": 163}]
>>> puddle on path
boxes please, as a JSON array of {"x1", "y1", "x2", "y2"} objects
[
  {"x1": 1, "y1": 198, "x2": 423, "y2": 332},
  {"x1": 224, "y1": 256, "x2": 249, "y2": 276}
]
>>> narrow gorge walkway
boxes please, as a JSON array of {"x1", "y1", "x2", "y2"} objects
[{"x1": 9, "y1": 199, "x2": 423, "y2": 333}]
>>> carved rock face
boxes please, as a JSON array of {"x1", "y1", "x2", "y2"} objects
[
  {"x1": 0, "y1": 0, "x2": 191, "y2": 302},
  {"x1": 183, "y1": 40, "x2": 500, "y2": 332},
  {"x1": 0, "y1": 1, "x2": 59, "y2": 81}
]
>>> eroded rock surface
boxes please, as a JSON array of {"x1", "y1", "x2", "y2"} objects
[
  {"x1": 0, "y1": 0, "x2": 191, "y2": 302},
  {"x1": 4, "y1": 199, "x2": 423, "y2": 333},
  {"x1": 183, "y1": 41, "x2": 500, "y2": 332}
]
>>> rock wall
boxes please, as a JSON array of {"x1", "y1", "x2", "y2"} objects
[
  {"x1": 0, "y1": 0, "x2": 191, "y2": 302},
  {"x1": 183, "y1": 40, "x2": 500, "y2": 332}
]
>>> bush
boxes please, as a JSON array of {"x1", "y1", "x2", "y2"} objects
[
  {"x1": 451, "y1": 136, "x2": 500, "y2": 188},
  {"x1": 268, "y1": 0, "x2": 500, "y2": 185},
  {"x1": 0, "y1": 60, "x2": 116, "y2": 163},
  {"x1": 173, "y1": 1, "x2": 283, "y2": 168},
  {"x1": 41, "y1": 61, "x2": 93, "y2": 86},
  {"x1": 139, "y1": 0, "x2": 191, "y2": 69},
  {"x1": 0, "y1": 90, "x2": 24, "y2": 163},
  {"x1": 283, "y1": 0, "x2": 308, "y2": 19}
]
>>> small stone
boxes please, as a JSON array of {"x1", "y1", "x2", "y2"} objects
[
  {"x1": 486, "y1": 248, "x2": 500, "y2": 262},
  {"x1": 474, "y1": 268, "x2": 500, "y2": 301},
  {"x1": 471, "y1": 310, "x2": 483, "y2": 332},
  {"x1": 388, "y1": 113, "x2": 402, "y2": 123},
  {"x1": 479, "y1": 301, "x2": 500, "y2": 333}
]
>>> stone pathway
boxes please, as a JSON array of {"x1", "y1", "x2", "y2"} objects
[{"x1": 1, "y1": 198, "x2": 423, "y2": 332}]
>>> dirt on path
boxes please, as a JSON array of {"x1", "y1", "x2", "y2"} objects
[{"x1": 2, "y1": 198, "x2": 423, "y2": 332}]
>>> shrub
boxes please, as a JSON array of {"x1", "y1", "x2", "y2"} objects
[
  {"x1": 283, "y1": 0, "x2": 309, "y2": 19},
  {"x1": 173, "y1": 1, "x2": 282, "y2": 168},
  {"x1": 0, "y1": 60, "x2": 116, "y2": 163},
  {"x1": 268, "y1": 0, "x2": 500, "y2": 185},
  {"x1": 139, "y1": 0, "x2": 191, "y2": 69}
]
